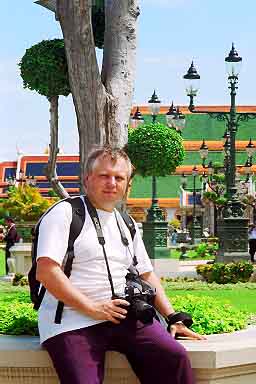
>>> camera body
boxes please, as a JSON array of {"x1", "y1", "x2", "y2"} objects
[{"x1": 114, "y1": 269, "x2": 156, "y2": 324}]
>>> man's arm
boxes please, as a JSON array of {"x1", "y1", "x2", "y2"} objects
[
  {"x1": 36, "y1": 257, "x2": 130, "y2": 324},
  {"x1": 140, "y1": 270, "x2": 174, "y2": 317},
  {"x1": 141, "y1": 270, "x2": 206, "y2": 340}
]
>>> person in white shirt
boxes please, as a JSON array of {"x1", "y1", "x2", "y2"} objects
[
  {"x1": 36, "y1": 146, "x2": 204, "y2": 384},
  {"x1": 248, "y1": 223, "x2": 256, "y2": 262}
]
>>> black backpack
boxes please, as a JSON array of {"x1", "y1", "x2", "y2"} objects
[{"x1": 28, "y1": 196, "x2": 136, "y2": 324}]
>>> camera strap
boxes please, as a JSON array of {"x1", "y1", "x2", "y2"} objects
[{"x1": 83, "y1": 196, "x2": 132, "y2": 298}]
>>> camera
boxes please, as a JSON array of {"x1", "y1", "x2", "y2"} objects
[{"x1": 114, "y1": 270, "x2": 156, "y2": 324}]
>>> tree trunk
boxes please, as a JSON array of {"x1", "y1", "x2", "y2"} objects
[
  {"x1": 45, "y1": 95, "x2": 70, "y2": 199},
  {"x1": 57, "y1": 0, "x2": 107, "y2": 193},
  {"x1": 56, "y1": 0, "x2": 139, "y2": 192},
  {"x1": 102, "y1": 0, "x2": 139, "y2": 147}
]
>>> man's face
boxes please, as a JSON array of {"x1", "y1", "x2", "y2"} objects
[{"x1": 84, "y1": 155, "x2": 130, "y2": 211}]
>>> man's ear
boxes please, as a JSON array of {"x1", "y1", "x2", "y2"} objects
[{"x1": 84, "y1": 174, "x2": 89, "y2": 191}]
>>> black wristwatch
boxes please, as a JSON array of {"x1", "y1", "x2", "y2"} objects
[{"x1": 166, "y1": 312, "x2": 193, "y2": 333}]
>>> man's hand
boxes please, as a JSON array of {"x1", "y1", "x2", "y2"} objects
[
  {"x1": 90, "y1": 299, "x2": 130, "y2": 324},
  {"x1": 169, "y1": 322, "x2": 206, "y2": 340}
]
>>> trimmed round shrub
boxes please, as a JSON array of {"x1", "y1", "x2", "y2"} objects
[
  {"x1": 127, "y1": 122, "x2": 185, "y2": 176},
  {"x1": 171, "y1": 294, "x2": 248, "y2": 335}
]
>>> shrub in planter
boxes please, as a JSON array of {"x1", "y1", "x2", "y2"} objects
[
  {"x1": 194, "y1": 242, "x2": 218, "y2": 259},
  {"x1": 12, "y1": 273, "x2": 28, "y2": 287},
  {"x1": 196, "y1": 261, "x2": 254, "y2": 284},
  {"x1": 171, "y1": 294, "x2": 248, "y2": 334}
]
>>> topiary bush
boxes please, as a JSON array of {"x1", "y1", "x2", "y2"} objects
[
  {"x1": 196, "y1": 261, "x2": 254, "y2": 284},
  {"x1": 171, "y1": 294, "x2": 248, "y2": 335},
  {"x1": 127, "y1": 122, "x2": 185, "y2": 176},
  {"x1": 19, "y1": 39, "x2": 70, "y2": 99}
]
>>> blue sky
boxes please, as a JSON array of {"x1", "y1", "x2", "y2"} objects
[{"x1": 1, "y1": 0, "x2": 256, "y2": 161}]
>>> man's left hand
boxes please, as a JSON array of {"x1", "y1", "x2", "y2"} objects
[{"x1": 169, "y1": 322, "x2": 207, "y2": 340}]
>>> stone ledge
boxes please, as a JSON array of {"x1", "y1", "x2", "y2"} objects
[{"x1": 0, "y1": 327, "x2": 256, "y2": 383}]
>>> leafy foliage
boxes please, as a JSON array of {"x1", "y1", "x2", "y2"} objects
[
  {"x1": 19, "y1": 39, "x2": 70, "y2": 99},
  {"x1": 0, "y1": 301, "x2": 38, "y2": 335},
  {"x1": 171, "y1": 294, "x2": 248, "y2": 335},
  {"x1": 2, "y1": 185, "x2": 57, "y2": 222},
  {"x1": 12, "y1": 273, "x2": 28, "y2": 287},
  {"x1": 194, "y1": 242, "x2": 218, "y2": 259},
  {"x1": 127, "y1": 123, "x2": 185, "y2": 176},
  {"x1": 196, "y1": 261, "x2": 254, "y2": 284}
]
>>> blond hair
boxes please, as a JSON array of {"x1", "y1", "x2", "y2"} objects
[{"x1": 85, "y1": 145, "x2": 134, "y2": 179}]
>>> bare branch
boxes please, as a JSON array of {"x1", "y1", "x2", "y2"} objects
[{"x1": 45, "y1": 96, "x2": 70, "y2": 199}]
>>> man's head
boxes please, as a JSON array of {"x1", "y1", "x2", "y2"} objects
[{"x1": 84, "y1": 146, "x2": 134, "y2": 212}]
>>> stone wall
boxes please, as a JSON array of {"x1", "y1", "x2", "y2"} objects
[{"x1": 1, "y1": 327, "x2": 256, "y2": 383}]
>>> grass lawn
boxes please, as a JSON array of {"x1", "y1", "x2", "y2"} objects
[
  {"x1": 0, "y1": 248, "x2": 5, "y2": 276},
  {"x1": 164, "y1": 281, "x2": 256, "y2": 314}
]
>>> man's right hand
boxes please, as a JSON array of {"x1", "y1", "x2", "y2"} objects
[{"x1": 90, "y1": 299, "x2": 130, "y2": 324}]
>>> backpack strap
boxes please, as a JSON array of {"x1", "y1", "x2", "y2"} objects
[
  {"x1": 119, "y1": 211, "x2": 136, "y2": 241},
  {"x1": 54, "y1": 196, "x2": 86, "y2": 324}
]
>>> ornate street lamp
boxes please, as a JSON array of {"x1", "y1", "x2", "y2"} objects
[
  {"x1": 166, "y1": 103, "x2": 186, "y2": 134},
  {"x1": 148, "y1": 90, "x2": 161, "y2": 123},
  {"x1": 191, "y1": 166, "x2": 201, "y2": 243},
  {"x1": 199, "y1": 139, "x2": 209, "y2": 168},
  {"x1": 130, "y1": 107, "x2": 144, "y2": 129},
  {"x1": 146, "y1": 91, "x2": 165, "y2": 222},
  {"x1": 183, "y1": 43, "x2": 256, "y2": 262}
]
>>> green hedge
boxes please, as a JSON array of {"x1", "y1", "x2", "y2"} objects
[
  {"x1": 196, "y1": 262, "x2": 254, "y2": 284},
  {"x1": 171, "y1": 294, "x2": 248, "y2": 335}
]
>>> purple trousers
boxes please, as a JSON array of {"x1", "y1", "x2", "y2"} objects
[{"x1": 43, "y1": 318, "x2": 194, "y2": 384}]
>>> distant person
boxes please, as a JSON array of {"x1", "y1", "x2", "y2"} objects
[
  {"x1": 248, "y1": 223, "x2": 256, "y2": 263},
  {"x1": 0, "y1": 217, "x2": 19, "y2": 274},
  {"x1": 171, "y1": 229, "x2": 178, "y2": 245}
]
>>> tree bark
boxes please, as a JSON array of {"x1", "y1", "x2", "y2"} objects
[
  {"x1": 57, "y1": 0, "x2": 107, "y2": 193},
  {"x1": 102, "y1": 0, "x2": 139, "y2": 147},
  {"x1": 45, "y1": 95, "x2": 70, "y2": 199},
  {"x1": 56, "y1": 0, "x2": 139, "y2": 192}
]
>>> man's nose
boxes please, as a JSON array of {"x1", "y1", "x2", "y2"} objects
[{"x1": 107, "y1": 176, "x2": 117, "y2": 186}]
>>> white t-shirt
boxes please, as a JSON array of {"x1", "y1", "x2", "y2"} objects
[{"x1": 36, "y1": 197, "x2": 153, "y2": 343}]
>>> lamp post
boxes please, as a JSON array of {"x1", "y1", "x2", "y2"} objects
[
  {"x1": 191, "y1": 166, "x2": 202, "y2": 243},
  {"x1": 166, "y1": 103, "x2": 186, "y2": 134},
  {"x1": 184, "y1": 43, "x2": 256, "y2": 262},
  {"x1": 141, "y1": 91, "x2": 170, "y2": 259},
  {"x1": 130, "y1": 106, "x2": 144, "y2": 129},
  {"x1": 180, "y1": 169, "x2": 202, "y2": 243},
  {"x1": 146, "y1": 91, "x2": 165, "y2": 222}
]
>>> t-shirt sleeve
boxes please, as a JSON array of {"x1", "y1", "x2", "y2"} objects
[
  {"x1": 36, "y1": 201, "x2": 73, "y2": 266},
  {"x1": 132, "y1": 220, "x2": 153, "y2": 275}
]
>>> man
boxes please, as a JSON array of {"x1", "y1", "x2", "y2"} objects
[
  {"x1": 0, "y1": 217, "x2": 19, "y2": 274},
  {"x1": 248, "y1": 223, "x2": 256, "y2": 262},
  {"x1": 36, "y1": 146, "x2": 205, "y2": 384}
]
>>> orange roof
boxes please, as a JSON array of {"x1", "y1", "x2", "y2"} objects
[
  {"x1": 131, "y1": 105, "x2": 256, "y2": 115},
  {"x1": 127, "y1": 198, "x2": 179, "y2": 208},
  {"x1": 184, "y1": 140, "x2": 254, "y2": 151}
]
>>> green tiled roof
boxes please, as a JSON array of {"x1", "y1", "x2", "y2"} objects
[
  {"x1": 142, "y1": 114, "x2": 256, "y2": 141},
  {"x1": 183, "y1": 151, "x2": 248, "y2": 165},
  {"x1": 130, "y1": 175, "x2": 202, "y2": 198},
  {"x1": 130, "y1": 114, "x2": 255, "y2": 199}
]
